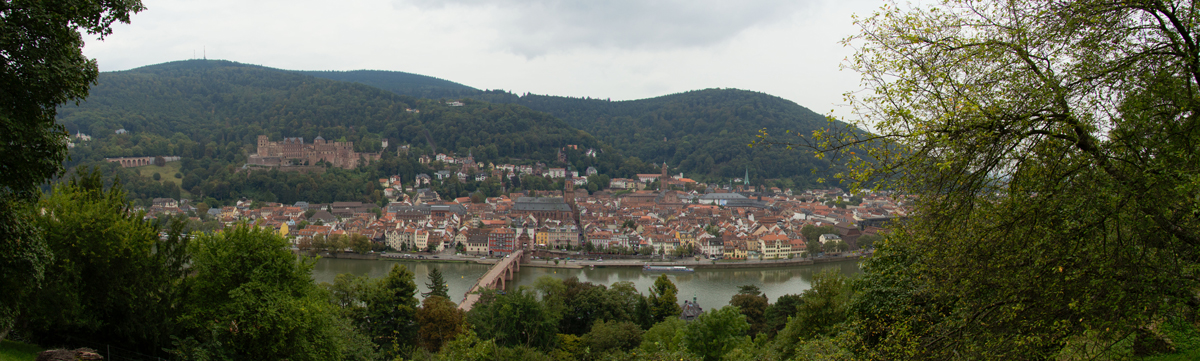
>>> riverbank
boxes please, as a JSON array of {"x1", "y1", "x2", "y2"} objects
[
  {"x1": 299, "y1": 249, "x2": 867, "y2": 270},
  {"x1": 311, "y1": 256, "x2": 866, "y2": 308}
]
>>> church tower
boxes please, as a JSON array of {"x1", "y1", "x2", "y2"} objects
[{"x1": 564, "y1": 169, "x2": 575, "y2": 200}]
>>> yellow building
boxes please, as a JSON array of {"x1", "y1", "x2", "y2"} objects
[
  {"x1": 536, "y1": 228, "x2": 549, "y2": 246},
  {"x1": 758, "y1": 234, "x2": 790, "y2": 259},
  {"x1": 675, "y1": 230, "x2": 696, "y2": 248}
]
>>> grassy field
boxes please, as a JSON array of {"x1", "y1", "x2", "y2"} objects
[
  {"x1": 131, "y1": 161, "x2": 183, "y2": 187},
  {"x1": 0, "y1": 339, "x2": 42, "y2": 361},
  {"x1": 130, "y1": 161, "x2": 193, "y2": 198}
]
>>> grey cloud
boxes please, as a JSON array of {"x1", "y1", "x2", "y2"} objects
[{"x1": 398, "y1": 0, "x2": 810, "y2": 56}]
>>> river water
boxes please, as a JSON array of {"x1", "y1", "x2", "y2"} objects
[{"x1": 311, "y1": 258, "x2": 863, "y2": 309}]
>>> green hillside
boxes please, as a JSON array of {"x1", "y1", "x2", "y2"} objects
[
  {"x1": 481, "y1": 89, "x2": 842, "y2": 185},
  {"x1": 55, "y1": 60, "x2": 633, "y2": 205},
  {"x1": 299, "y1": 69, "x2": 481, "y2": 100},
  {"x1": 304, "y1": 68, "x2": 845, "y2": 186},
  {"x1": 58, "y1": 60, "x2": 604, "y2": 164}
]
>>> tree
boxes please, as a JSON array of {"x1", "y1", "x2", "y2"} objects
[
  {"x1": 682, "y1": 306, "x2": 751, "y2": 361},
  {"x1": 349, "y1": 233, "x2": 371, "y2": 254},
  {"x1": 729, "y1": 285, "x2": 769, "y2": 337},
  {"x1": 763, "y1": 294, "x2": 803, "y2": 338},
  {"x1": 855, "y1": 233, "x2": 881, "y2": 250},
  {"x1": 422, "y1": 267, "x2": 450, "y2": 299},
  {"x1": 367, "y1": 264, "x2": 420, "y2": 357},
  {"x1": 799, "y1": 224, "x2": 836, "y2": 247},
  {"x1": 22, "y1": 169, "x2": 189, "y2": 356},
  {"x1": 554, "y1": 277, "x2": 633, "y2": 335},
  {"x1": 0, "y1": 198, "x2": 48, "y2": 342},
  {"x1": 584, "y1": 320, "x2": 644, "y2": 355},
  {"x1": 0, "y1": 0, "x2": 144, "y2": 342},
  {"x1": 759, "y1": 0, "x2": 1200, "y2": 358},
  {"x1": 640, "y1": 317, "x2": 687, "y2": 354},
  {"x1": 416, "y1": 295, "x2": 465, "y2": 353},
  {"x1": 431, "y1": 329, "x2": 497, "y2": 361},
  {"x1": 466, "y1": 287, "x2": 559, "y2": 350},
  {"x1": 175, "y1": 224, "x2": 361, "y2": 360},
  {"x1": 323, "y1": 273, "x2": 373, "y2": 322},
  {"x1": 2, "y1": 0, "x2": 143, "y2": 201},
  {"x1": 773, "y1": 270, "x2": 848, "y2": 359},
  {"x1": 648, "y1": 274, "x2": 682, "y2": 323}
]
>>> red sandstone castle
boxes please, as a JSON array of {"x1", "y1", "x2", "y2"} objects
[{"x1": 249, "y1": 135, "x2": 380, "y2": 169}]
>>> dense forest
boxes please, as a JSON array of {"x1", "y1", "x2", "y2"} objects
[
  {"x1": 306, "y1": 68, "x2": 847, "y2": 187},
  {"x1": 58, "y1": 60, "x2": 610, "y2": 166},
  {"x1": 297, "y1": 70, "x2": 482, "y2": 100},
  {"x1": 475, "y1": 89, "x2": 844, "y2": 185}
]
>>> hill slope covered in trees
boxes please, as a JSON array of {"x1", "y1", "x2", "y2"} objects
[
  {"x1": 55, "y1": 60, "x2": 635, "y2": 205},
  {"x1": 59, "y1": 60, "x2": 608, "y2": 165},
  {"x1": 306, "y1": 69, "x2": 844, "y2": 187},
  {"x1": 481, "y1": 89, "x2": 842, "y2": 186},
  {"x1": 297, "y1": 70, "x2": 481, "y2": 100}
]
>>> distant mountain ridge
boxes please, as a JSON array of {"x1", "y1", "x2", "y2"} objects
[
  {"x1": 297, "y1": 70, "x2": 480, "y2": 100},
  {"x1": 64, "y1": 59, "x2": 843, "y2": 187},
  {"x1": 306, "y1": 70, "x2": 843, "y2": 185},
  {"x1": 57, "y1": 60, "x2": 613, "y2": 170}
]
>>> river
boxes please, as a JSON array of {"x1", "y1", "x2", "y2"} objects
[{"x1": 311, "y1": 258, "x2": 863, "y2": 309}]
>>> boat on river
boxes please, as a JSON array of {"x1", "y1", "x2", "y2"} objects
[{"x1": 643, "y1": 265, "x2": 694, "y2": 272}]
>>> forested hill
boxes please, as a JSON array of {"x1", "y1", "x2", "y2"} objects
[
  {"x1": 476, "y1": 89, "x2": 841, "y2": 185},
  {"x1": 310, "y1": 67, "x2": 843, "y2": 186},
  {"x1": 57, "y1": 59, "x2": 610, "y2": 168},
  {"x1": 299, "y1": 70, "x2": 481, "y2": 100}
]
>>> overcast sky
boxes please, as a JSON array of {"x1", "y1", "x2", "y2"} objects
[{"x1": 83, "y1": 0, "x2": 885, "y2": 117}]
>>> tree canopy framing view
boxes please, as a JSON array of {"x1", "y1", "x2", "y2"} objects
[
  {"x1": 5, "y1": 0, "x2": 1200, "y2": 359},
  {"x1": 761, "y1": 0, "x2": 1200, "y2": 358}
]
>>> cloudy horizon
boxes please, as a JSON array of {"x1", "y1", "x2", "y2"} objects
[{"x1": 83, "y1": 0, "x2": 884, "y2": 116}]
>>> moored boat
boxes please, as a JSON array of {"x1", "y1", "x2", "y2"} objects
[{"x1": 643, "y1": 265, "x2": 694, "y2": 272}]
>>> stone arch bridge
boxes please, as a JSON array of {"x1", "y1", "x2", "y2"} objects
[{"x1": 459, "y1": 249, "x2": 527, "y2": 311}]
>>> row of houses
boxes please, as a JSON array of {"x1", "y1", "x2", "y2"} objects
[{"x1": 141, "y1": 184, "x2": 906, "y2": 258}]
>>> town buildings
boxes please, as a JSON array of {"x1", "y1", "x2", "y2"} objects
[{"x1": 141, "y1": 174, "x2": 905, "y2": 260}]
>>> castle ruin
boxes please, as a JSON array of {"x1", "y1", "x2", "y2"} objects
[{"x1": 248, "y1": 135, "x2": 380, "y2": 169}]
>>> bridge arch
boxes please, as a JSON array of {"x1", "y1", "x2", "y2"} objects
[{"x1": 459, "y1": 250, "x2": 524, "y2": 311}]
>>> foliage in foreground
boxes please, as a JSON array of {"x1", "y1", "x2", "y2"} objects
[
  {"x1": 0, "y1": 0, "x2": 144, "y2": 343},
  {"x1": 173, "y1": 225, "x2": 372, "y2": 360},
  {"x1": 754, "y1": 0, "x2": 1200, "y2": 358}
]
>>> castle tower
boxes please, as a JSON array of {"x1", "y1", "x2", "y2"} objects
[
  {"x1": 662, "y1": 161, "x2": 669, "y2": 180},
  {"x1": 257, "y1": 135, "x2": 269, "y2": 157}
]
